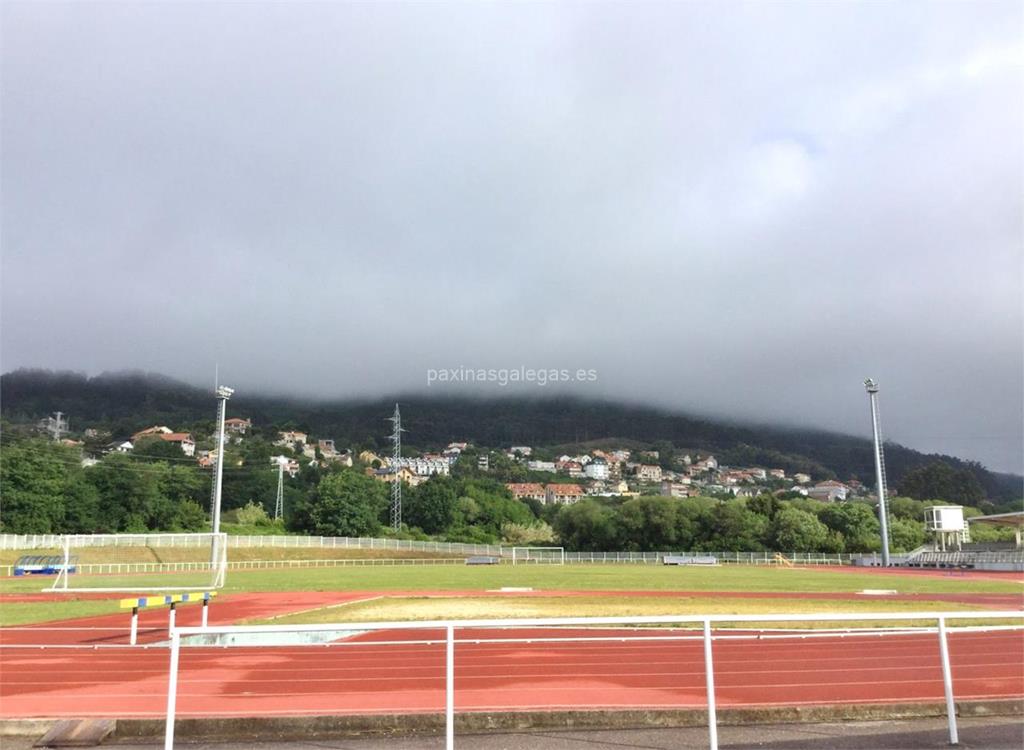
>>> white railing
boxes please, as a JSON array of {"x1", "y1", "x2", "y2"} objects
[
  {"x1": 1, "y1": 557, "x2": 473, "y2": 578},
  {"x1": 166, "y1": 610, "x2": 1024, "y2": 750},
  {"x1": 0, "y1": 533, "x2": 857, "y2": 565}
]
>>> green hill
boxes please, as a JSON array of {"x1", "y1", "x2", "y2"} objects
[{"x1": 2, "y1": 368, "x2": 1020, "y2": 503}]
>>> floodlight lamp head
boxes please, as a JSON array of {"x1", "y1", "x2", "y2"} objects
[
  {"x1": 864, "y1": 378, "x2": 878, "y2": 393},
  {"x1": 216, "y1": 386, "x2": 234, "y2": 399}
]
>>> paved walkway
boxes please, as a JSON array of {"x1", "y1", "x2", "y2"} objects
[{"x1": 6, "y1": 717, "x2": 1024, "y2": 749}]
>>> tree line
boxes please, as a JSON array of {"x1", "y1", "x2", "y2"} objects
[
  {"x1": 2, "y1": 435, "x2": 1014, "y2": 552},
  {"x1": 4, "y1": 368, "x2": 1020, "y2": 503}
]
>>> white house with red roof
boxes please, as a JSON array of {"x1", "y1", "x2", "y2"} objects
[{"x1": 544, "y1": 483, "x2": 585, "y2": 505}]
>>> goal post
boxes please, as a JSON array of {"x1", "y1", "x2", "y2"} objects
[
  {"x1": 46, "y1": 533, "x2": 227, "y2": 592},
  {"x1": 511, "y1": 546, "x2": 565, "y2": 565}
]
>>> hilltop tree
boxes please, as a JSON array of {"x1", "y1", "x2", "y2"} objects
[
  {"x1": 407, "y1": 477, "x2": 458, "y2": 534},
  {"x1": 308, "y1": 470, "x2": 388, "y2": 537},
  {"x1": 818, "y1": 502, "x2": 881, "y2": 552},
  {"x1": 897, "y1": 462, "x2": 985, "y2": 505},
  {"x1": 0, "y1": 440, "x2": 69, "y2": 532},
  {"x1": 700, "y1": 499, "x2": 769, "y2": 551},
  {"x1": 554, "y1": 500, "x2": 620, "y2": 551},
  {"x1": 771, "y1": 506, "x2": 829, "y2": 552}
]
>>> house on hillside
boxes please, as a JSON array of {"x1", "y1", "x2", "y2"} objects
[
  {"x1": 270, "y1": 455, "x2": 301, "y2": 477},
  {"x1": 359, "y1": 450, "x2": 384, "y2": 466},
  {"x1": 224, "y1": 418, "x2": 252, "y2": 435},
  {"x1": 544, "y1": 484, "x2": 585, "y2": 505},
  {"x1": 793, "y1": 473, "x2": 811, "y2": 484},
  {"x1": 506, "y1": 483, "x2": 546, "y2": 502},
  {"x1": 397, "y1": 457, "x2": 450, "y2": 477},
  {"x1": 369, "y1": 466, "x2": 423, "y2": 486},
  {"x1": 807, "y1": 480, "x2": 850, "y2": 502},
  {"x1": 160, "y1": 432, "x2": 195, "y2": 457},
  {"x1": 527, "y1": 460, "x2": 556, "y2": 473},
  {"x1": 584, "y1": 457, "x2": 609, "y2": 480},
  {"x1": 661, "y1": 481, "x2": 696, "y2": 498},
  {"x1": 276, "y1": 430, "x2": 308, "y2": 447},
  {"x1": 132, "y1": 426, "x2": 172, "y2": 442},
  {"x1": 636, "y1": 464, "x2": 662, "y2": 482},
  {"x1": 557, "y1": 460, "x2": 585, "y2": 478}
]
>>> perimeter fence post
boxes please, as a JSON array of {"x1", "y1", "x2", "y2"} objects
[
  {"x1": 446, "y1": 624, "x2": 455, "y2": 750},
  {"x1": 130, "y1": 607, "x2": 138, "y2": 646},
  {"x1": 937, "y1": 616, "x2": 959, "y2": 745},
  {"x1": 703, "y1": 618, "x2": 719, "y2": 750},
  {"x1": 164, "y1": 631, "x2": 181, "y2": 750}
]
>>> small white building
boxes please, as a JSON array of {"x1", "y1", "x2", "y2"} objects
[
  {"x1": 527, "y1": 460, "x2": 557, "y2": 473},
  {"x1": 925, "y1": 506, "x2": 970, "y2": 550},
  {"x1": 276, "y1": 430, "x2": 308, "y2": 447},
  {"x1": 585, "y1": 457, "x2": 609, "y2": 480},
  {"x1": 397, "y1": 457, "x2": 450, "y2": 477},
  {"x1": 808, "y1": 480, "x2": 849, "y2": 502},
  {"x1": 160, "y1": 433, "x2": 195, "y2": 457}
]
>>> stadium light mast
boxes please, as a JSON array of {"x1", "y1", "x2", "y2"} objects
[
  {"x1": 387, "y1": 403, "x2": 405, "y2": 531},
  {"x1": 864, "y1": 378, "x2": 891, "y2": 567},
  {"x1": 274, "y1": 457, "x2": 286, "y2": 521},
  {"x1": 211, "y1": 385, "x2": 234, "y2": 536}
]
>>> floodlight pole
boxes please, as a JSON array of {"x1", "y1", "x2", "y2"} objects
[
  {"x1": 274, "y1": 458, "x2": 285, "y2": 521},
  {"x1": 211, "y1": 385, "x2": 233, "y2": 536},
  {"x1": 864, "y1": 379, "x2": 891, "y2": 567}
]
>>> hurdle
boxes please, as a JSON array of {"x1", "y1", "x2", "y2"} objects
[{"x1": 120, "y1": 592, "x2": 216, "y2": 645}]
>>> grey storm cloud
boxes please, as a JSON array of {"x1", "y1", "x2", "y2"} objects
[{"x1": 1, "y1": 1, "x2": 1021, "y2": 472}]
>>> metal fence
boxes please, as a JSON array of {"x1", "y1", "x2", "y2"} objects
[
  {"x1": 0, "y1": 533, "x2": 504, "y2": 556},
  {"x1": 0, "y1": 557, "x2": 473, "y2": 577},
  {"x1": 166, "y1": 609, "x2": 1024, "y2": 750},
  {"x1": 0, "y1": 534, "x2": 854, "y2": 565}
]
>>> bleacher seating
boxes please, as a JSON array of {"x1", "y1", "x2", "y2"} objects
[
  {"x1": 663, "y1": 555, "x2": 718, "y2": 566},
  {"x1": 465, "y1": 556, "x2": 499, "y2": 565},
  {"x1": 901, "y1": 548, "x2": 1024, "y2": 571}
]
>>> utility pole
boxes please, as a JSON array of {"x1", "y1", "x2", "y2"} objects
[
  {"x1": 387, "y1": 403, "x2": 404, "y2": 531},
  {"x1": 864, "y1": 379, "x2": 891, "y2": 566},
  {"x1": 210, "y1": 385, "x2": 233, "y2": 536},
  {"x1": 45, "y1": 412, "x2": 69, "y2": 441},
  {"x1": 274, "y1": 458, "x2": 285, "y2": 521}
]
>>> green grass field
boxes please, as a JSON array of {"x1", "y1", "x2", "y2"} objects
[
  {"x1": 2, "y1": 561, "x2": 1020, "y2": 626},
  {"x1": 259, "y1": 593, "x2": 1008, "y2": 629},
  {"x1": 0, "y1": 599, "x2": 130, "y2": 627}
]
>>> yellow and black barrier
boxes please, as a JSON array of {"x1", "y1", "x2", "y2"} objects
[{"x1": 119, "y1": 591, "x2": 217, "y2": 645}]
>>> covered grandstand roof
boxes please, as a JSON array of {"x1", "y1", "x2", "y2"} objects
[{"x1": 967, "y1": 511, "x2": 1024, "y2": 528}]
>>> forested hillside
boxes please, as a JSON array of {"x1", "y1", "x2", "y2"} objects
[{"x1": 2, "y1": 368, "x2": 1021, "y2": 501}]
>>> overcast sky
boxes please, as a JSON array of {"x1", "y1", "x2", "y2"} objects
[{"x1": 2, "y1": 1, "x2": 1021, "y2": 473}]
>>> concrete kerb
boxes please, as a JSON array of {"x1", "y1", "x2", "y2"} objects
[{"x1": 3, "y1": 700, "x2": 1022, "y2": 742}]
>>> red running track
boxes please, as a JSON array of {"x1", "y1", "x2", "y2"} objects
[{"x1": 1, "y1": 627, "x2": 1021, "y2": 718}]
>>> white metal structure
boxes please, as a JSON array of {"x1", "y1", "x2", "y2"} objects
[
  {"x1": 925, "y1": 506, "x2": 969, "y2": 550},
  {"x1": 511, "y1": 546, "x2": 565, "y2": 565},
  {"x1": 210, "y1": 385, "x2": 233, "y2": 537},
  {"x1": 165, "y1": 609, "x2": 1022, "y2": 750},
  {"x1": 388, "y1": 403, "x2": 404, "y2": 531},
  {"x1": 47, "y1": 533, "x2": 227, "y2": 592},
  {"x1": 864, "y1": 378, "x2": 892, "y2": 566},
  {"x1": 274, "y1": 457, "x2": 287, "y2": 521}
]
